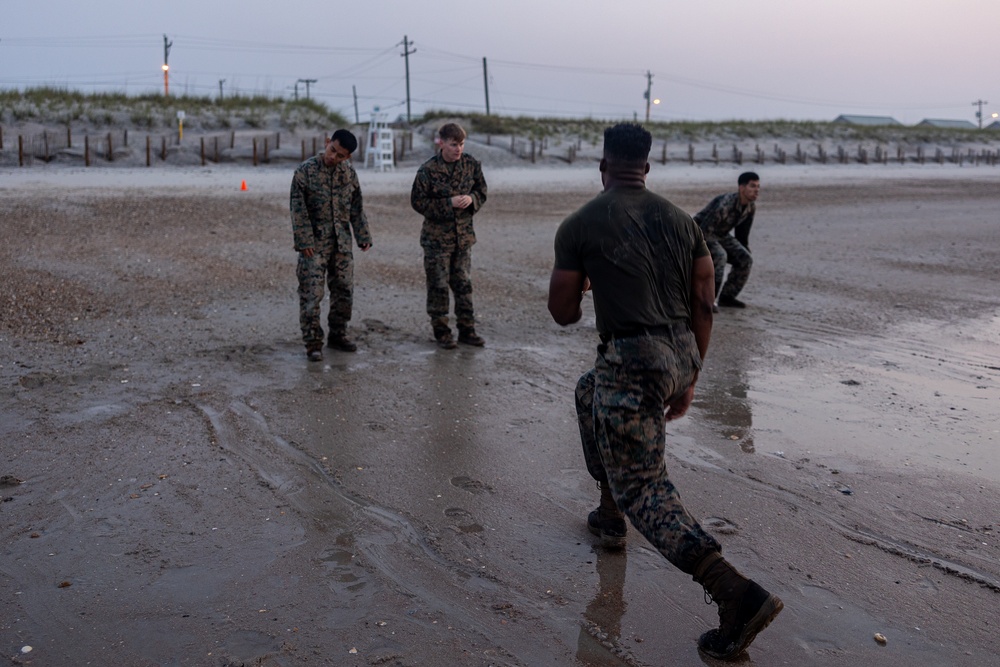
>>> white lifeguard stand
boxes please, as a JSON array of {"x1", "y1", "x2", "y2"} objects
[{"x1": 364, "y1": 109, "x2": 394, "y2": 171}]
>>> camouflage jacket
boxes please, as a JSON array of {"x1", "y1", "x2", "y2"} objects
[
  {"x1": 290, "y1": 155, "x2": 372, "y2": 252},
  {"x1": 692, "y1": 192, "x2": 754, "y2": 248},
  {"x1": 410, "y1": 153, "x2": 487, "y2": 251}
]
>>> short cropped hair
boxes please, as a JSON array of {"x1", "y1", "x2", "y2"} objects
[
  {"x1": 331, "y1": 129, "x2": 358, "y2": 153},
  {"x1": 603, "y1": 123, "x2": 652, "y2": 164},
  {"x1": 438, "y1": 123, "x2": 467, "y2": 142},
  {"x1": 738, "y1": 171, "x2": 759, "y2": 186}
]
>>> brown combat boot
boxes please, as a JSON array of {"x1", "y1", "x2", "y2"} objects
[
  {"x1": 434, "y1": 328, "x2": 457, "y2": 350},
  {"x1": 327, "y1": 334, "x2": 357, "y2": 352},
  {"x1": 458, "y1": 327, "x2": 485, "y2": 347},
  {"x1": 586, "y1": 481, "x2": 627, "y2": 549},
  {"x1": 693, "y1": 551, "x2": 783, "y2": 660}
]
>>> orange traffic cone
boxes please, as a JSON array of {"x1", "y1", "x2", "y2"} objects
[{"x1": 240, "y1": 180, "x2": 247, "y2": 191}]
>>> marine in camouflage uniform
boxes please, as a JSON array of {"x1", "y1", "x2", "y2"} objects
[
  {"x1": 290, "y1": 130, "x2": 372, "y2": 359},
  {"x1": 410, "y1": 123, "x2": 487, "y2": 348},
  {"x1": 549, "y1": 125, "x2": 781, "y2": 661},
  {"x1": 692, "y1": 172, "x2": 760, "y2": 307}
]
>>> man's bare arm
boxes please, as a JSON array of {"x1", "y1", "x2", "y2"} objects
[
  {"x1": 665, "y1": 254, "x2": 715, "y2": 421},
  {"x1": 689, "y1": 254, "x2": 715, "y2": 361},
  {"x1": 547, "y1": 268, "x2": 587, "y2": 326}
]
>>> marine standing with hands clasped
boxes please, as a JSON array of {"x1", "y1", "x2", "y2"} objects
[
  {"x1": 290, "y1": 129, "x2": 372, "y2": 362},
  {"x1": 693, "y1": 171, "x2": 760, "y2": 310},
  {"x1": 548, "y1": 124, "x2": 781, "y2": 661},
  {"x1": 411, "y1": 122, "x2": 488, "y2": 349}
]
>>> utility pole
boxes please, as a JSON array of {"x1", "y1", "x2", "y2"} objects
[
  {"x1": 299, "y1": 78, "x2": 317, "y2": 100},
  {"x1": 162, "y1": 34, "x2": 173, "y2": 97},
  {"x1": 293, "y1": 80, "x2": 300, "y2": 101},
  {"x1": 400, "y1": 35, "x2": 416, "y2": 123},
  {"x1": 643, "y1": 70, "x2": 653, "y2": 122},
  {"x1": 483, "y1": 57, "x2": 491, "y2": 116},
  {"x1": 352, "y1": 85, "x2": 360, "y2": 124},
  {"x1": 218, "y1": 79, "x2": 226, "y2": 100},
  {"x1": 972, "y1": 99, "x2": 989, "y2": 129}
]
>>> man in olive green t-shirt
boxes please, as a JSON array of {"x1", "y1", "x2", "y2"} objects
[{"x1": 547, "y1": 122, "x2": 782, "y2": 662}]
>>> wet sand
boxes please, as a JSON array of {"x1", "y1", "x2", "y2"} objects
[{"x1": 1, "y1": 161, "x2": 998, "y2": 666}]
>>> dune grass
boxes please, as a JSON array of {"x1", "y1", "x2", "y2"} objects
[
  {"x1": 421, "y1": 110, "x2": 993, "y2": 145},
  {"x1": 0, "y1": 87, "x2": 347, "y2": 131}
]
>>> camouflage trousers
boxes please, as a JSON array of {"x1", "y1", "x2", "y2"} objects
[
  {"x1": 297, "y1": 245, "x2": 354, "y2": 346},
  {"x1": 423, "y1": 246, "x2": 474, "y2": 333},
  {"x1": 706, "y1": 235, "x2": 752, "y2": 300},
  {"x1": 575, "y1": 330, "x2": 721, "y2": 574}
]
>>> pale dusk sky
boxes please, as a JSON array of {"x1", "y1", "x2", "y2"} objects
[{"x1": 2, "y1": 0, "x2": 997, "y2": 125}]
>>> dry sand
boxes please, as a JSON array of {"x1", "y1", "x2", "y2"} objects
[{"x1": 1, "y1": 150, "x2": 999, "y2": 666}]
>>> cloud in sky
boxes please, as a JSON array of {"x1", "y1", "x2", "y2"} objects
[{"x1": 1, "y1": 0, "x2": 997, "y2": 125}]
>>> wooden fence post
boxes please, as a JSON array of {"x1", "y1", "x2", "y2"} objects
[
  {"x1": 146, "y1": 136, "x2": 151, "y2": 167},
  {"x1": 276, "y1": 132, "x2": 280, "y2": 150},
  {"x1": 67, "y1": 126, "x2": 72, "y2": 149},
  {"x1": 124, "y1": 129, "x2": 128, "y2": 147},
  {"x1": 107, "y1": 132, "x2": 113, "y2": 162},
  {"x1": 530, "y1": 138, "x2": 536, "y2": 163},
  {"x1": 253, "y1": 137, "x2": 258, "y2": 166},
  {"x1": 200, "y1": 137, "x2": 206, "y2": 166},
  {"x1": 661, "y1": 141, "x2": 667, "y2": 165},
  {"x1": 84, "y1": 135, "x2": 89, "y2": 167},
  {"x1": 43, "y1": 131, "x2": 49, "y2": 162},
  {"x1": 230, "y1": 131, "x2": 235, "y2": 149},
  {"x1": 0, "y1": 125, "x2": 4, "y2": 150},
  {"x1": 161, "y1": 136, "x2": 167, "y2": 161},
  {"x1": 18, "y1": 135, "x2": 24, "y2": 167},
  {"x1": 263, "y1": 137, "x2": 269, "y2": 163},
  {"x1": 688, "y1": 143, "x2": 694, "y2": 165}
]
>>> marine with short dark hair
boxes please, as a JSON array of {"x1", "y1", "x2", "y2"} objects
[
  {"x1": 693, "y1": 171, "x2": 760, "y2": 309},
  {"x1": 290, "y1": 129, "x2": 372, "y2": 361},
  {"x1": 548, "y1": 123, "x2": 782, "y2": 661},
  {"x1": 410, "y1": 122, "x2": 488, "y2": 349}
]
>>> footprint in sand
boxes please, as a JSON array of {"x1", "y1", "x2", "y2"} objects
[
  {"x1": 444, "y1": 507, "x2": 484, "y2": 533},
  {"x1": 450, "y1": 476, "x2": 494, "y2": 495},
  {"x1": 702, "y1": 516, "x2": 740, "y2": 535}
]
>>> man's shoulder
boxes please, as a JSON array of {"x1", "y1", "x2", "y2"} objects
[
  {"x1": 417, "y1": 154, "x2": 443, "y2": 172},
  {"x1": 460, "y1": 153, "x2": 482, "y2": 169},
  {"x1": 300, "y1": 154, "x2": 322, "y2": 168},
  {"x1": 295, "y1": 155, "x2": 321, "y2": 174},
  {"x1": 340, "y1": 160, "x2": 359, "y2": 178},
  {"x1": 718, "y1": 191, "x2": 739, "y2": 206}
]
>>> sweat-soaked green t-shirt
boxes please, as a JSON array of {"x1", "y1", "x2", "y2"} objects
[{"x1": 553, "y1": 186, "x2": 709, "y2": 335}]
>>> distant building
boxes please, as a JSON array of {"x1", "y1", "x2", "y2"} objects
[
  {"x1": 985, "y1": 120, "x2": 1000, "y2": 131},
  {"x1": 832, "y1": 114, "x2": 903, "y2": 126},
  {"x1": 916, "y1": 118, "x2": 978, "y2": 129}
]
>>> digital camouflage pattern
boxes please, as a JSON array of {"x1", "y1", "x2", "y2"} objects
[
  {"x1": 411, "y1": 153, "x2": 487, "y2": 333},
  {"x1": 575, "y1": 333, "x2": 721, "y2": 574},
  {"x1": 411, "y1": 153, "x2": 487, "y2": 252},
  {"x1": 693, "y1": 192, "x2": 754, "y2": 299},
  {"x1": 290, "y1": 155, "x2": 372, "y2": 346},
  {"x1": 423, "y1": 247, "x2": 474, "y2": 333},
  {"x1": 296, "y1": 248, "x2": 354, "y2": 344}
]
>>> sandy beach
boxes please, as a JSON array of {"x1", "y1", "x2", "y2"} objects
[{"x1": 1, "y1": 146, "x2": 999, "y2": 666}]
